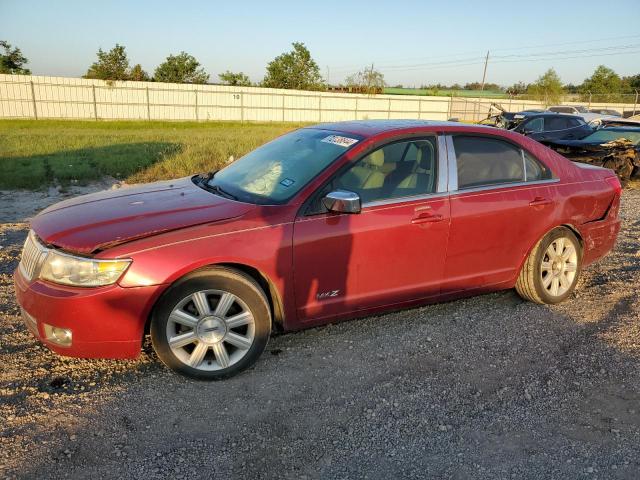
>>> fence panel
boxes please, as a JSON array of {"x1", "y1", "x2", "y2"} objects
[{"x1": 1, "y1": 74, "x2": 638, "y2": 123}]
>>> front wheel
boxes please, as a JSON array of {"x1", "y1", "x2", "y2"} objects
[
  {"x1": 516, "y1": 227, "x2": 582, "y2": 304},
  {"x1": 150, "y1": 267, "x2": 271, "y2": 380}
]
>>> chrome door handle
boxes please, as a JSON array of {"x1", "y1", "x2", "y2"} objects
[{"x1": 529, "y1": 197, "x2": 553, "y2": 207}]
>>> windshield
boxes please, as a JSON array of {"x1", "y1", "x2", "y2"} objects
[
  {"x1": 207, "y1": 128, "x2": 362, "y2": 204},
  {"x1": 583, "y1": 129, "x2": 640, "y2": 145},
  {"x1": 574, "y1": 106, "x2": 589, "y2": 113}
]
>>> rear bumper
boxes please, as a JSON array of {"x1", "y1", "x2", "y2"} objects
[
  {"x1": 578, "y1": 217, "x2": 621, "y2": 266},
  {"x1": 13, "y1": 269, "x2": 163, "y2": 359}
]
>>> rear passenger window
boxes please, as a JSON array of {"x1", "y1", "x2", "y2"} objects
[
  {"x1": 453, "y1": 136, "x2": 552, "y2": 189},
  {"x1": 545, "y1": 117, "x2": 569, "y2": 131},
  {"x1": 454, "y1": 136, "x2": 524, "y2": 189}
]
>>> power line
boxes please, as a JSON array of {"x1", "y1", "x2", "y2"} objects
[{"x1": 327, "y1": 34, "x2": 640, "y2": 73}]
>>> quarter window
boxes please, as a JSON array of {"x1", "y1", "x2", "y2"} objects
[{"x1": 453, "y1": 135, "x2": 551, "y2": 189}]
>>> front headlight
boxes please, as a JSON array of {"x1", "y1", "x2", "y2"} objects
[{"x1": 39, "y1": 251, "x2": 131, "y2": 287}]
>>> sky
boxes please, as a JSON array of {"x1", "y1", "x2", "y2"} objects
[{"x1": 2, "y1": 0, "x2": 640, "y2": 88}]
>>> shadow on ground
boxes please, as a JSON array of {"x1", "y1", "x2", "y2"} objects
[{"x1": 1, "y1": 142, "x2": 180, "y2": 190}]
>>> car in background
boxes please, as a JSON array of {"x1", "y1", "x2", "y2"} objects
[
  {"x1": 14, "y1": 120, "x2": 622, "y2": 380},
  {"x1": 548, "y1": 126, "x2": 640, "y2": 148},
  {"x1": 543, "y1": 127, "x2": 640, "y2": 182},
  {"x1": 548, "y1": 105, "x2": 590, "y2": 115},
  {"x1": 590, "y1": 108, "x2": 622, "y2": 117},
  {"x1": 510, "y1": 113, "x2": 593, "y2": 142}
]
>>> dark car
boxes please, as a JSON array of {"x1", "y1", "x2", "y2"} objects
[
  {"x1": 544, "y1": 127, "x2": 640, "y2": 181},
  {"x1": 546, "y1": 126, "x2": 640, "y2": 148},
  {"x1": 510, "y1": 113, "x2": 593, "y2": 142}
]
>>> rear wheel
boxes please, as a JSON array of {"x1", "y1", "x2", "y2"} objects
[
  {"x1": 516, "y1": 227, "x2": 582, "y2": 304},
  {"x1": 151, "y1": 267, "x2": 271, "y2": 380}
]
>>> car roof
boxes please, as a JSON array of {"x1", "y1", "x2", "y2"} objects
[
  {"x1": 305, "y1": 119, "x2": 494, "y2": 138},
  {"x1": 521, "y1": 112, "x2": 584, "y2": 120}
]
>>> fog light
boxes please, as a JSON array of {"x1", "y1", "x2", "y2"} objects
[{"x1": 43, "y1": 324, "x2": 72, "y2": 347}]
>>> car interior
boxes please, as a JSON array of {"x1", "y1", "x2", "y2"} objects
[{"x1": 334, "y1": 139, "x2": 437, "y2": 203}]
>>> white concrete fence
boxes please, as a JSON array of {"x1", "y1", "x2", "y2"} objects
[{"x1": 0, "y1": 74, "x2": 637, "y2": 123}]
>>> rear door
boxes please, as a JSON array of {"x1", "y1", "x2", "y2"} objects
[
  {"x1": 292, "y1": 135, "x2": 450, "y2": 323},
  {"x1": 442, "y1": 134, "x2": 558, "y2": 293}
]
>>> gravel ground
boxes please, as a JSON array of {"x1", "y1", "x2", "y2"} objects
[{"x1": 1, "y1": 186, "x2": 639, "y2": 480}]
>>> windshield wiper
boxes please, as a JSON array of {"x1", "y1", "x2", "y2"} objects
[{"x1": 208, "y1": 184, "x2": 238, "y2": 201}]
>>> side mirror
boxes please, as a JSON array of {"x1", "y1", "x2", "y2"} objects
[{"x1": 322, "y1": 190, "x2": 361, "y2": 214}]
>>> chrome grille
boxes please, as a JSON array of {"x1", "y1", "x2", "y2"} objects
[{"x1": 18, "y1": 231, "x2": 49, "y2": 281}]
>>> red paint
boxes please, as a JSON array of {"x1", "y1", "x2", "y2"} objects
[{"x1": 14, "y1": 121, "x2": 621, "y2": 359}]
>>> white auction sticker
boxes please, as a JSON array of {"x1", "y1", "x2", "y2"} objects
[{"x1": 321, "y1": 135, "x2": 359, "y2": 148}]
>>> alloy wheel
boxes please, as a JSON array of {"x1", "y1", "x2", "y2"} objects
[
  {"x1": 166, "y1": 289, "x2": 255, "y2": 371},
  {"x1": 540, "y1": 237, "x2": 578, "y2": 298}
]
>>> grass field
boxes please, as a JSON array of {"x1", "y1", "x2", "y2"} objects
[
  {"x1": 384, "y1": 87, "x2": 508, "y2": 98},
  {"x1": 0, "y1": 120, "x2": 306, "y2": 190}
]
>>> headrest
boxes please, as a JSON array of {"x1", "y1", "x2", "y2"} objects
[
  {"x1": 416, "y1": 144, "x2": 433, "y2": 169},
  {"x1": 366, "y1": 149, "x2": 385, "y2": 167}
]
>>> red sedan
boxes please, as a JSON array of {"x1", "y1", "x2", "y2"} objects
[{"x1": 14, "y1": 120, "x2": 621, "y2": 380}]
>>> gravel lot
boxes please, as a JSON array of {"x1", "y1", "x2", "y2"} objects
[{"x1": 1, "y1": 186, "x2": 639, "y2": 480}]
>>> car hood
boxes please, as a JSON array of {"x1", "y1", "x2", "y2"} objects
[{"x1": 31, "y1": 177, "x2": 254, "y2": 254}]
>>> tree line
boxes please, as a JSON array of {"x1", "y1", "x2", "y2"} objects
[{"x1": 2, "y1": 39, "x2": 639, "y2": 101}]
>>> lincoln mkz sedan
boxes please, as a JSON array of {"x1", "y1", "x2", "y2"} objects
[{"x1": 14, "y1": 120, "x2": 622, "y2": 379}]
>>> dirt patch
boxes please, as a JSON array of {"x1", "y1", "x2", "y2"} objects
[
  {"x1": 1, "y1": 186, "x2": 639, "y2": 479},
  {"x1": 0, "y1": 177, "x2": 132, "y2": 223}
]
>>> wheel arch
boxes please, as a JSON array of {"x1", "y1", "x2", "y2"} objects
[
  {"x1": 514, "y1": 223, "x2": 584, "y2": 284},
  {"x1": 143, "y1": 262, "x2": 286, "y2": 338}
]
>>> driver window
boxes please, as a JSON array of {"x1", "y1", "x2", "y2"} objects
[{"x1": 333, "y1": 138, "x2": 437, "y2": 204}]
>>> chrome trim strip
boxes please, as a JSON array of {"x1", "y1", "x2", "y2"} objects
[
  {"x1": 449, "y1": 178, "x2": 560, "y2": 196},
  {"x1": 436, "y1": 135, "x2": 448, "y2": 193},
  {"x1": 363, "y1": 191, "x2": 449, "y2": 208},
  {"x1": 444, "y1": 135, "x2": 458, "y2": 192}
]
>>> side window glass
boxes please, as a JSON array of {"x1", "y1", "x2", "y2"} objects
[
  {"x1": 523, "y1": 151, "x2": 553, "y2": 181},
  {"x1": 453, "y1": 136, "x2": 524, "y2": 189},
  {"x1": 525, "y1": 117, "x2": 543, "y2": 132},
  {"x1": 545, "y1": 117, "x2": 568, "y2": 131},
  {"x1": 333, "y1": 138, "x2": 437, "y2": 204}
]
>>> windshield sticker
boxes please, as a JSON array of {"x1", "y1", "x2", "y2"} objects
[
  {"x1": 321, "y1": 135, "x2": 359, "y2": 148},
  {"x1": 279, "y1": 178, "x2": 295, "y2": 187}
]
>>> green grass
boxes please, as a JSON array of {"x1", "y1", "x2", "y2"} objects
[
  {"x1": 384, "y1": 87, "x2": 508, "y2": 98},
  {"x1": 0, "y1": 120, "x2": 306, "y2": 190}
]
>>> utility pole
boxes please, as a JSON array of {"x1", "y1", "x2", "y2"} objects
[
  {"x1": 366, "y1": 62, "x2": 374, "y2": 94},
  {"x1": 480, "y1": 51, "x2": 489, "y2": 91},
  {"x1": 326, "y1": 66, "x2": 330, "y2": 87}
]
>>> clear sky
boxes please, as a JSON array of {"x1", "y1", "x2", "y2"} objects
[{"x1": 2, "y1": 0, "x2": 639, "y2": 87}]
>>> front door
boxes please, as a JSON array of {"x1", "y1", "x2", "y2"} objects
[{"x1": 292, "y1": 136, "x2": 451, "y2": 323}]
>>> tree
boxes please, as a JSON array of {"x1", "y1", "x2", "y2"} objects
[
  {"x1": 0, "y1": 40, "x2": 31, "y2": 74},
  {"x1": 581, "y1": 65, "x2": 622, "y2": 94},
  {"x1": 84, "y1": 44, "x2": 130, "y2": 81},
  {"x1": 154, "y1": 52, "x2": 209, "y2": 84},
  {"x1": 262, "y1": 42, "x2": 324, "y2": 90},
  {"x1": 218, "y1": 71, "x2": 251, "y2": 86},
  {"x1": 345, "y1": 66, "x2": 385, "y2": 95},
  {"x1": 622, "y1": 74, "x2": 640, "y2": 93},
  {"x1": 527, "y1": 68, "x2": 564, "y2": 104},
  {"x1": 129, "y1": 64, "x2": 150, "y2": 81},
  {"x1": 506, "y1": 81, "x2": 527, "y2": 95}
]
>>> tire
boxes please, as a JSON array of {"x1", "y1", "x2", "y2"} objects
[
  {"x1": 516, "y1": 227, "x2": 582, "y2": 305},
  {"x1": 150, "y1": 267, "x2": 271, "y2": 380}
]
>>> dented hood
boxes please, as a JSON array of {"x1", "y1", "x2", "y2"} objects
[{"x1": 31, "y1": 177, "x2": 253, "y2": 254}]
